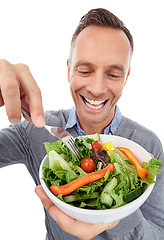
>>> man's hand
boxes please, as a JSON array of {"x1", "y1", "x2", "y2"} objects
[
  {"x1": 35, "y1": 185, "x2": 119, "y2": 240},
  {"x1": 0, "y1": 59, "x2": 45, "y2": 127}
]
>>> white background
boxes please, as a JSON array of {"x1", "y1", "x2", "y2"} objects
[{"x1": 0, "y1": 0, "x2": 164, "y2": 239}]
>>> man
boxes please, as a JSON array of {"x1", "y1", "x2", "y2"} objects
[{"x1": 0, "y1": 8, "x2": 164, "y2": 240}]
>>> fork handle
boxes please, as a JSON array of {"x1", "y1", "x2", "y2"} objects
[{"x1": 21, "y1": 106, "x2": 32, "y2": 120}]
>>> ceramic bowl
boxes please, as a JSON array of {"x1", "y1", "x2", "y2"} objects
[{"x1": 39, "y1": 135, "x2": 155, "y2": 223}]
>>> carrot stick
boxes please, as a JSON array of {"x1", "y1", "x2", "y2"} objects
[
  {"x1": 117, "y1": 147, "x2": 147, "y2": 179},
  {"x1": 50, "y1": 164, "x2": 115, "y2": 196}
]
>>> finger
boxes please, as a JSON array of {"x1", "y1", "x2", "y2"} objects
[
  {"x1": 0, "y1": 60, "x2": 22, "y2": 123},
  {"x1": 0, "y1": 77, "x2": 22, "y2": 124},
  {"x1": 15, "y1": 64, "x2": 45, "y2": 127},
  {"x1": 35, "y1": 185, "x2": 54, "y2": 210}
]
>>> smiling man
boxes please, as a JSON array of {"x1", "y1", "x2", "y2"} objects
[
  {"x1": 67, "y1": 25, "x2": 131, "y2": 134},
  {"x1": 0, "y1": 8, "x2": 164, "y2": 240}
]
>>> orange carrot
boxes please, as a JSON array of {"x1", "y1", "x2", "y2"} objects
[
  {"x1": 117, "y1": 147, "x2": 147, "y2": 179},
  {"x1": 50, "y1": 164, "x2": 115, "y2": 196}
]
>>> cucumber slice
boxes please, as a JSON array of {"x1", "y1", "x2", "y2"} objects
[
  {"x1": 123, "y1": 187, "x2": 144, "y2": 203},
  {"x1": 64, "y1": 192, "x2": 99, "y2": 203},
  {"x1": 100, "y1": 177, "x2": 118, "y2": 207},
  {"x1": 92, "y1": 133, "x2": 100, "y2": 141}
]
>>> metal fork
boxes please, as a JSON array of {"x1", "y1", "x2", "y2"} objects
[{"x1": 21, "y1": 106, "x2": 82, "y2": 160}]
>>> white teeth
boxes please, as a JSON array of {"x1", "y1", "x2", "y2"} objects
[
  {"x1": 84, "y1": 97, "x2": 105, "y2": 110},
  {"x1": 85, "y1": 97, "x2": 105, "y2": 106},
  {"x1": 85, "y1": 101, "x2": 104, "y2": 109}
]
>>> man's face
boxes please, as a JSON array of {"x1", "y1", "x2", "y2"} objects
[{"x1": 67, "y1": 26, "x2": 131, "y2": 132}]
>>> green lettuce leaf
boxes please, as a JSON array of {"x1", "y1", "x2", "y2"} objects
[
  {"x1": 107, "y1": 151, "x2": 140, "y2": 194},
  {"x1": 42, "y1": 166, "x2": 62, "y2": 186},
  {"x1": 79, "y1": 198, "x2": 99, "y2": 208},
  {"x1": 141, "y1": 158, "x2": 162, "y2": 185},
  {"x1": 44, "y1": 140, "x2": 78, "y2": 164},
  {"x1": 75, "y1": 136, "x2": 93, "y2": 159},
  {"x1": 44, "y1": 140, "x2": 63, "y2": 154}
]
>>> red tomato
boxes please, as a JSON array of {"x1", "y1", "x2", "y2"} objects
[
  {"x1": 92, "y1": 140, "x2": 102, "y2": 152},
  {"x1": 81, "y1": 158, "x2": 95, "y2": 173}
]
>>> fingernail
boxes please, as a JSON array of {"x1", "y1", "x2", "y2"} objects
[
  {"x1": 36, "y1": 116, "x2": 45, "y2": 127},
  {"x1": 10, "y1": 118, "x2": 20, "y2": 124}
]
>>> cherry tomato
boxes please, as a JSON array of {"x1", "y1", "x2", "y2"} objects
[
  {"x1": 92, "y1": 140, "x2": 102, "y2": 152},
  {"x1": 81, "y1": 158, "x2": 95, "y2": 173}
]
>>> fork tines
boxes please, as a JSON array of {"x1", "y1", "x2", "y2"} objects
[{"x1": 68, "y1": 137, "x2": 81, "y2": 161}]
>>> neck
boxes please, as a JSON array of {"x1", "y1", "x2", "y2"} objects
[
  {"x1": 78, "y1": 113, "x2": 115, "y2": 135},
  {"x1": 80, "y1": 123, "x2": 105, "y2": 135}
]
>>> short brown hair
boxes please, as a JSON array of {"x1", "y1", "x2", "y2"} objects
[{"x1": 70, "y1": 8, "x2": 134, "y2": 58}]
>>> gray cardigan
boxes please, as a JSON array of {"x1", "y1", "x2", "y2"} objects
[{"x1": 0, "y1": 109, "x2": 164, "y2": 240}]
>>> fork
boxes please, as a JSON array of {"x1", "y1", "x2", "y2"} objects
[{"x1": 21, "y1": 106, "x2": 82, "y2": 161}]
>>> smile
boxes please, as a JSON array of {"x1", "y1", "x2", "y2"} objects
[{"x1": 81, "y1": 96, "x2": 107, "y2": 110}]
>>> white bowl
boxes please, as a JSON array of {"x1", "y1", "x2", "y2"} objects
[{"x1": 39, "y1": 135, "x2": 155, "y2": 223}]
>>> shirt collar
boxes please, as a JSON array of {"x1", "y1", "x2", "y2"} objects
[{"x1": 65, "y1": 105, "x2": 122, "y2": 135}]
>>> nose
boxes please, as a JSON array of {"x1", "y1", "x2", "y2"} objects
[{"x1": 86, "y1": 71, "x2": 107, "y2": 97}]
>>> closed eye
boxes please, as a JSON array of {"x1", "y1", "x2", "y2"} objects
[
  {"x1": 106, "y1": 71, "x2": 122, "y2": 80},
  {"x1": 78, "y1": 71, "x2": 92, "y2": 75},
  {"x1": 77, "y1": 66, "x2": 93, "y2": 76},
  {"x1": 108, "y1": 74, "x2": 121, "y2": 79}
]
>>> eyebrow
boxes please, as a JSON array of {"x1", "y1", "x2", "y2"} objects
[
  {"x1": 74, "y1": 61, "x2": 125, "y2": 73},
  {"x1": 107, "y1": 64, "x2": 125, "y2": 73},
  {"x1": 74, "y1": 61, "x2": 94, "y2": 68}
]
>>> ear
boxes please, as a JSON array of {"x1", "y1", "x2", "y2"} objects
[
  {"x1": 124, "y1": 67, "x2": 131, "y2": 85},
  {"x1": 67, "y1": 59, "x2": 71, "y2": 83}
]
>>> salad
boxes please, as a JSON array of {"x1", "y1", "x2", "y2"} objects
[{"x1": 42, "y1": 134, "x2": 162, "y2": 210}]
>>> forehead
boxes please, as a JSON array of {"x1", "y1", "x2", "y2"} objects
[{"x1": 71, "y1": 26, "x2": 131, "y2": 67}]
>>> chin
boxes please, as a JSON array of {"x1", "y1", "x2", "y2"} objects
[{"x1": 79, "y1": 111, "x2": 111, "y2": 125}]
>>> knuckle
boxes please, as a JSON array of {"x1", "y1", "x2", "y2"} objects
[
  {"x1": 0, "y1": 59, "x2": 10, "y2": 69},
  {"x1": 2, "y1": 81, "x2": 18, "y2": 96},
  {"x1": 16, "y1": 63, "x2": 30, "y2": 72},
  {"x1": 30, "y1": 85, "x2": 41, "y2": 96},
  {"x1": 1, "y1": 81, "x2": 19, "y2": 99},
  {"x1": 35, "y1": 106, "x2": 43, "y2": 112},
  {"x1": 0, "y1": 60, "x2": 14, "y2": 76}
]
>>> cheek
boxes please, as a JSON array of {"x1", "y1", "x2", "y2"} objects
[
  {"x1": 110, "y1": 82, "x2": 125, "y2": 98},
  {"x1": 69, "y1": 75, "x2": 85, "y2": 92}
]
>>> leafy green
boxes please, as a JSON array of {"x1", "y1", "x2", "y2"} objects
[
  {"x1": 44, "y1": 140, "x2": 63, "y2": 154},
  {"x1": 110, "y1": 190, "x2": 125, "y2": 208},
  {"x1": 44, "y1": 140, "x2": 77, "y2": 164},
  {"x1": 107, "y1": 151, "x2": 139, "y2": 193},
  {"x1": 49, "y1": 150, "x2": 72, "y2": 172},
  {"x1": 75, "y1": 136, "x2": 93, "y2": 159},
  {"x1": 141, "y1": 158, "x2": 162, "y2": 185},
  {"x1": 42, "y1": 166, "x2": 62, "y2": 186},
  {"x1": 54, "y1": 170, "x2": 78, "y2": 183},
  {"x1": 79, "y1": 198, "x2": 99, "y2": 208}
]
